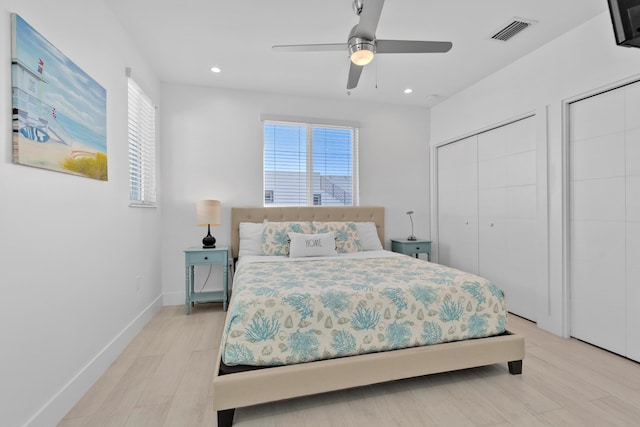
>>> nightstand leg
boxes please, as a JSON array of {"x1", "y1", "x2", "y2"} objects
[
  {"x1": 185, "y1": 265, "x2": 194, "y2": 315},
  {"x1": 223, "y1": 263, "x2": 228, "y2": 311}
]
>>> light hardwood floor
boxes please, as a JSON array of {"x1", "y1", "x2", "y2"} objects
[{"x1": 60, "y1": 304, "x2": 640, "y2": 426}]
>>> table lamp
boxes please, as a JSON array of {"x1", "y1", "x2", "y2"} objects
[
  {"x1": 196, "y1": 200, "x2": 221, "y2": 248},
  {"x1": 406, "y1": 210, "x2": 417, "y2": 241}
]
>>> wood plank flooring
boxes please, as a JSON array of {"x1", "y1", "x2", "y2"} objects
[{"x1": 59, "y1": 304, "x2": 640, "y2": 426}]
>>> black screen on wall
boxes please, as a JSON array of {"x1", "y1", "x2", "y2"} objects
[{"x1": 609, "y1": 0, "x2": 640, "y2": 47}]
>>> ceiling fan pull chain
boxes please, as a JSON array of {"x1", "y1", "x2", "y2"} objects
[{"x1": 375, "y1": 59, "x2": 378, "y2": 89}]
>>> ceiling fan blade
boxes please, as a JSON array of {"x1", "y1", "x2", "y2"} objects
[
  {"x1": 347, "y1": 62, "x2": 364, "y2": 89},
  {"x1": 376, "y1": 40, "x2": 453, "y2": 54},
  {"x1": 272, "y1": 43, "x2": 347, "y2": 52},
  {"x1": 354, "y1": 0, "x2": 385, "y2": 40}
]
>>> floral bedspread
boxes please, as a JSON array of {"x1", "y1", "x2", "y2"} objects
[{"x1": 221, "y1": 255, "x2": 507, "y2": 366}]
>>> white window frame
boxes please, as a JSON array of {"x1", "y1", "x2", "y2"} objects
[
  {"x1": 261, "y1": 115, "x2": 360, "y2": 207},
  {"x1": 127, "y1": 74, "x2": 157, "y2": 207}
]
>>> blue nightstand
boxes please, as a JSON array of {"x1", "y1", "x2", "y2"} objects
[
  {"x1": 184, "y1": 247, "x2": 229, "y2": 314},
  {"x1": 391, "y1": 238, "x2": 432, "y2": 261}
]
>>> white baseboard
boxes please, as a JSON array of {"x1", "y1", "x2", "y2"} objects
[{"x1": 25, "y1": 295, "x2": 163, "y2": 427}]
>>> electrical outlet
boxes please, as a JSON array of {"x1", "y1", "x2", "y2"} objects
[{"x1": 136, "y1": 276, "x2": 141, "y2": 291}]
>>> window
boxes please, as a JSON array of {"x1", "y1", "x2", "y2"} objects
[
  {"x1": 128, "y1": 76, "x2": 157, "y2": 206},
  {"x1": 263, "y1": 120, "x2": 359, "y2": 207}
]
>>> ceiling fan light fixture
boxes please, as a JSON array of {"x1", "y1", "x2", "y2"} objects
[
  {"x1": 349, "y1": 40, "x2": 376, "y2": 66},
  {"x1": 351, "y1": 49, "x2": 374, "y2": 66}
]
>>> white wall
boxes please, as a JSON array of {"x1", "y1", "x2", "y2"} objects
[
  {"x1": 430, "y1": 11, "x2": 640, "y2": 336},
  {"x1": 160, "y1": 84, "x2": 431, "y2": 303},
  {"x1": 0, "y1": 1, "x2": 162, "y2": 425}
]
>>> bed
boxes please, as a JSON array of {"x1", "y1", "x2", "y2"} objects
[{"x1": 212, "y1": 206, "x2": 524, "y2": 426}]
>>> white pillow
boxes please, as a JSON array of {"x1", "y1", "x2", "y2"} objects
[
  {"x1": 238, "y1": 222, "x2": 263, "y2": 257},
  {"x1": 288, "y1": 232, "x2": 337, "y2": 258},
  {"x1": 356, "y1": 222, "x2": 383, "y2": 251}
]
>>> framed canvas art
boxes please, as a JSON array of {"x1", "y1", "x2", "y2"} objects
[{"x1": 11, "y1": 13, "x2": 108, "y2": 180}]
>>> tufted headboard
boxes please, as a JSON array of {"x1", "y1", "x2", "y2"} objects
[{"x1": 230, "y1": 206, "x2": 385, "y2": 258}]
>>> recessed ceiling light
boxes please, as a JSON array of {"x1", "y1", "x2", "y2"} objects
[
  {"x1": 404, "y1": 88, "x2": 413, "y2": 94},
  {"x1": 211, "y1": 67, "x2": 221, "y2": 73}
]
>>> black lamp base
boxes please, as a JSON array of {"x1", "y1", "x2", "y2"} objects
[
  {"x1": 407, "y1": 235, "x2": 417, "y2": 241},
  {"x1": 202, "y1": 224, "x2": 216, "y2": 248}
]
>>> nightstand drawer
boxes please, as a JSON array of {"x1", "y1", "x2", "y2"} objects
[
  {"x1": 401, "y1": 243, "x2": 429, "y2": 253},
  {"x1": 186, "y1": 251, "x2": 226, "y2": 265}
]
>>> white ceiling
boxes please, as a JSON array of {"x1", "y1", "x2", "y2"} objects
[{"x1": 107, "y1": 0, "x2": 609, "y2": 108}]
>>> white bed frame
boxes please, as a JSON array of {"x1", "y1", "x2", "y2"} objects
[{"x1": 212, "y1": 206, "x2": 525, "y2": 426}]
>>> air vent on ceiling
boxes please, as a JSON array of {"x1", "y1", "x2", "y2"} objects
[{"x1": 491, "y1": 18, "x2": 536, "y2": 42}]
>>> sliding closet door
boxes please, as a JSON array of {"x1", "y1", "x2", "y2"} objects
[
  {"x1": 569, "y1": 88, "x2": 626, "y2": 356},
  {"x1": 436, "y1": 118, "x2": 537, "y2": 320},
  {"x1": 437, "y1": 136, "x2": 479, "y2": 274},
  {"x1": 477, "y1": 117, "x2": 537, "y2": 320}
]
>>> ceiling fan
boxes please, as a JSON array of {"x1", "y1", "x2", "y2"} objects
[{"x1": 272, "y1": 0, "x2": 453, "y2": 90}]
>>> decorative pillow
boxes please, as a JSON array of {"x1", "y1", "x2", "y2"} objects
[
  {"x1": 238, "y1": 222, "x2": 263, "y2": 257},
  {"x1": 262, "y1": 220, "x2": 313, "y2": 256},
  {"x1": 355, "y1": 222, "x2": 383, "y2": 251},
  {"x1": 312, "y1": 221, "x2": 362, "y2": 253},
  {"x1": 288, "y1": 232, "x2": 337, "y2": 258}
]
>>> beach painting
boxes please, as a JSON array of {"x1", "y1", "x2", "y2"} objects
[{"x1": 11, "y1": 13, "x2": 107, "y2": 181}]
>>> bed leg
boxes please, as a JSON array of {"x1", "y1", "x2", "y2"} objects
[
  {"x1": 217, "y1": 408, "x2": 235, "y2": 427},
  {"x1": 508, "y1": 360, "x2": 523, "y2": 375}
]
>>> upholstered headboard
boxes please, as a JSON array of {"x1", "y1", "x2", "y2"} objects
[{"x1": 230, "y1": 206, "x2": 385, "y2": 258}]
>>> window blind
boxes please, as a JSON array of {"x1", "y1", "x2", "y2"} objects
[
  {"x1": 128, "y1": 77, "x2": 157, "y2": 206},
  {"x1": 263, "y1": 120, "x2": 359, "y2": 207}
]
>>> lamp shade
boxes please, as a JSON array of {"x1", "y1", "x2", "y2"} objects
[{"x1": 196, "y1": 200, "x2": 221, "y2": 226}]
